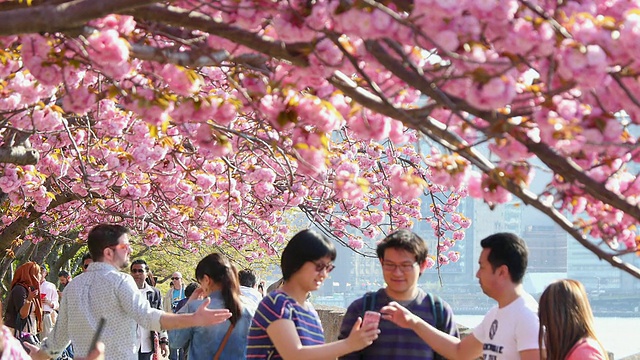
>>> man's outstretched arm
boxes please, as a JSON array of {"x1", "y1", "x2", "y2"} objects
[
  {"x1": 381, "y1": 301, "x2": 483, "y2": 360},
  {"x1": 160, "y1": 297, "x2": 231, "y2": 330}
]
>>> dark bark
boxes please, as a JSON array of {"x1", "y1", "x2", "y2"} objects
[{"x1": 0, "y1": 0, "x2": 161, "y2": 35}]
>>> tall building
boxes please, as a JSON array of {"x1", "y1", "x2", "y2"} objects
[{"x1": 522, "y1": 224, "x2": 567, "y2": 273}]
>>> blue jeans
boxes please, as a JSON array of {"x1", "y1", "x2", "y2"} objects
[{"x1": 169, "y1": 347, "x2": 183, "y2": 360}]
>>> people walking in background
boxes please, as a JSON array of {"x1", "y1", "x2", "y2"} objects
[
  {"x1": 81, "y1": 253, "x2": 92, "y2": 272},
  {"x1": 174, "y1": 282, "x2": 199, "y2": 313},
  {"x1": 257, "y1": 280, "x2": 265, "y2": 297},
  {"x1": 539, "y1": 279, "x2": 607, "y2": 360},
  {"x1": 38, "y1": 265, "x2": 60, "y2": 340},
  {"x1": 381, "y1": 232, "x2": 540, "y2": 360},
  {"x1": 30, "y1": 224, "x2": 231, "y2": 360},
  {"x1": 238, "y1": 268, "x2": 262, "y2": 306},
  {"x1": 4, "y1": 262, "x2": 43, "y2": 340},
  {"x1": 164, "y1": 271, "x2": 185, "y2": 313},
  {"x1": 172, "y1": 282, "x2": 199, "y2": 359},
  {"x1": 164, "y1": 270, "x2": 186, "y2": 360},
  {"x1": 339, "y1": 230, "x2": 459, "y2": 360},
  {"x1": 247, "y1": 229, "x2": 379, "y2": 359},
  {"x1": 57, "y1": 270, "x2": 72, "y2": 298},
  {"x1": 130, "y1": 259, "x2": 168, "y2": 360},
  {"x1": 169, "y1": 253, "x2": 255, "y2": 360}
]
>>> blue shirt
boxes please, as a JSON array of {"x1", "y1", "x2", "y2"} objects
[
  {"x1": 247, "y1": 290, "x2": 325, "y2": 359},
  {"x1": 168, "y1": 290, "x2": 255, "y2": 360}
]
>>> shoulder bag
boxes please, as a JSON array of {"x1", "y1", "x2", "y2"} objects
[{"x1": 213, "y1": 324, "x2": 234, "y2": 360}]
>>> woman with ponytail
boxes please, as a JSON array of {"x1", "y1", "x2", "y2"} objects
[
  {"x1": 168, "y1": 253, "x2": 255, "y2": 360},
  {"x1": 3, "y1": 262, "x2": 43, "y2": 339}
]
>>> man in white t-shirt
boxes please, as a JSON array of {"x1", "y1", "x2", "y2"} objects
[{"x1": 381, "y1": 232, "x2": 540, "y2": 360}]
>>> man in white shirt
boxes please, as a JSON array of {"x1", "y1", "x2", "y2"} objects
[
  {"x1": 38, "y1": 265, "x2": 60, "y2": 340},
  {"x1": 238, "y1": 269, "x2": 262, "y2": 306},
  {"x1": 381, "y1": 232, "x2": 540, "y2": 360},
  {"x1": 131, "y1": 259, "x2": 168, "y2": 360},
  {"x1": 31, "y1": 224, "x2": 231, "y2": 360}
]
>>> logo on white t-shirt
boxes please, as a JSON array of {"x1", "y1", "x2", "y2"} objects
[{"x1": 489, "y1": 320, "x2": 498, "y2": 340}]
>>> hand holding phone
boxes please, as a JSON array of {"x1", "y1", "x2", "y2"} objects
[
  {"x1": 89, "y1": 318, "x2": 106, "y2": 353},
  {"x1": 362, "y1": 311, "x2": 381, "y2": 329}
]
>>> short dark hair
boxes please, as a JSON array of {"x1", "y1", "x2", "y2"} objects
[
  {"x1": 376, "y1": 229, "x2": 429, "y2": 265},
  {"x1": 130, "y1": 259, "x2": 148, "y2": 271},
  {"x1": 238, "y1": 269, "x2": 257, "y2": 288},
  {"x1": 87, "y1": 224, "x2": 130, "y2": 262},
  {"x1": 185, "y1": 282, "x2": 199, "y2": 298},
  {"x1": 82, "y1": 252, "x2": 92, "y2": 262},
  {"x1": 58, "y1": 270, "x2": 70, "y2": 277},
  {"x1": 281, "y1": 230, "x2": 336, "y2": 281},
  {"x1": 480, "y1": 232, "x2": 528, "y2": 283}
]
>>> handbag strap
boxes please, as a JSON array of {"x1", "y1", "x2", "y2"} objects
[{"x1": 213, "y1": 324, "x2": 234, "y2": 360}]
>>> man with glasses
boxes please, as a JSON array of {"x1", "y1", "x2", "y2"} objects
[
  {"x1": 131, "y1": 259, "x2": 168, "y2": 360},
  {"x1": 338, "y1": 229, "x2": 459, "y2": 360},
  {"x1": 31, "y1": 223, "x2": 231, "y2": 360},
  {"x1": 163, "y1": 271, "x2": 185, "y2": 360},
  {"x1": 380, "y1": 233, "x2": 539, "y2": 360}
]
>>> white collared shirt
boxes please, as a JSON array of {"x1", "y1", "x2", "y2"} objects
[
  {"x1": 41, "y1": 262, "x2": 163, "y2": 360},
  {"x1": 39, "y1": 280, "x2": 59, "y2": 313},
  {"x1": 136, "y1": 283, "x2": 155, "y2": 353}
]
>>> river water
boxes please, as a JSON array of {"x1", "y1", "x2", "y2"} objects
[{"x1": 455, "y1": 314, "x2": 640, "y2": 359}]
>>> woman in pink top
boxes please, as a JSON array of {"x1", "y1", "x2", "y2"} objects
[{"x1": 538, "y1": 279, "x2": 607, "y2": 360}]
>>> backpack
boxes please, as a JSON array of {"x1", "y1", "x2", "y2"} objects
[{"x1": 360, "y1": 291, "x2": 447, "y2": 360}]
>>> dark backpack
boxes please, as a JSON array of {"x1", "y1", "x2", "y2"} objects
[{"x1": 360, "y1": 291, "x2": 447, "y2": 360}]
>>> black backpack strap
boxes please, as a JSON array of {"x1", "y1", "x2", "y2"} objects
[
  {"x1": 433, "y1": 295, "x2": 444, "y2": 332},
  {"x1": 359, "y1": 291, "x2": 376, "y2": 360},
  {"x1": 361, "y1": 291, "x2": 377, "y2": 317},
  {"x1": 427, "y1": 293, "x2": 446, "y2": 360}
]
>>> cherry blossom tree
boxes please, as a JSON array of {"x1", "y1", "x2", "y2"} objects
[{"x1": 0, "y1": 0, "x2": 638, "y2": 279}]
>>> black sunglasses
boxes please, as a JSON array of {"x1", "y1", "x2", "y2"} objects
[
  {"x1": 131, "y1": 269, "x2": 145, "y2": 274},
  {"x1": 171, "y1": 277, "x2": 181, "y2": 280}
]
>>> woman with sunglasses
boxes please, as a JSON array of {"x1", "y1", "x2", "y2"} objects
[
  {"x1": 247, "y1": 230, "x2": 379, "y2": 359},
  {"x1": 538, "y1": 279, "x2": 607, "y2": 360},
  {"x1": 169, "y1": 253, "x2": 255, "y2": 359}
]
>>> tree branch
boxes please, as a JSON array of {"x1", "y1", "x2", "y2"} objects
[
  {"x1": 0, "y1": 0, "x2": 161, "y2": 35},
  {"x1": 0, "y1": 145, "x2": 39, "y2": 165},
  {"x1": 0, "y1": 193, "x2": 80, "y2": 252},
  {"x1": 126, "y1": 4, "x2": 311, "y2": 67},
  {"x1": 330, "y1": 70, "x2": 640, "y2": 279}
]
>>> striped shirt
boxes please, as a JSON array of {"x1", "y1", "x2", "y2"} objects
[
  {"x1": 247, "y1": 290, "x2": 325, "y2": 359},
  {"x1": 338, "y1": 288, "x2": 459, "y2": 360}
]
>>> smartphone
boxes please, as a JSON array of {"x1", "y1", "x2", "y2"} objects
[
  {"x1": 362, "y1": 310, "x2": 381, "y2": 329},
  {"x1": 89, "y1": 318, "x2": 106, "y2": 353}
]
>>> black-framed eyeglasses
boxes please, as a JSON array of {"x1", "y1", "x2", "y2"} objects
[
  {"x1": 312, "y1": 261, "x2": 335, "y2": 273},
  {"x1": 131, "y1": 269, "x2": 145, "y2": 274},
  {"x1": 171, "y1": 277, "x2": 181, "y2": 280},
  {"x1": 382, "y1": 262, "x2": 418, "y2": 272}
]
